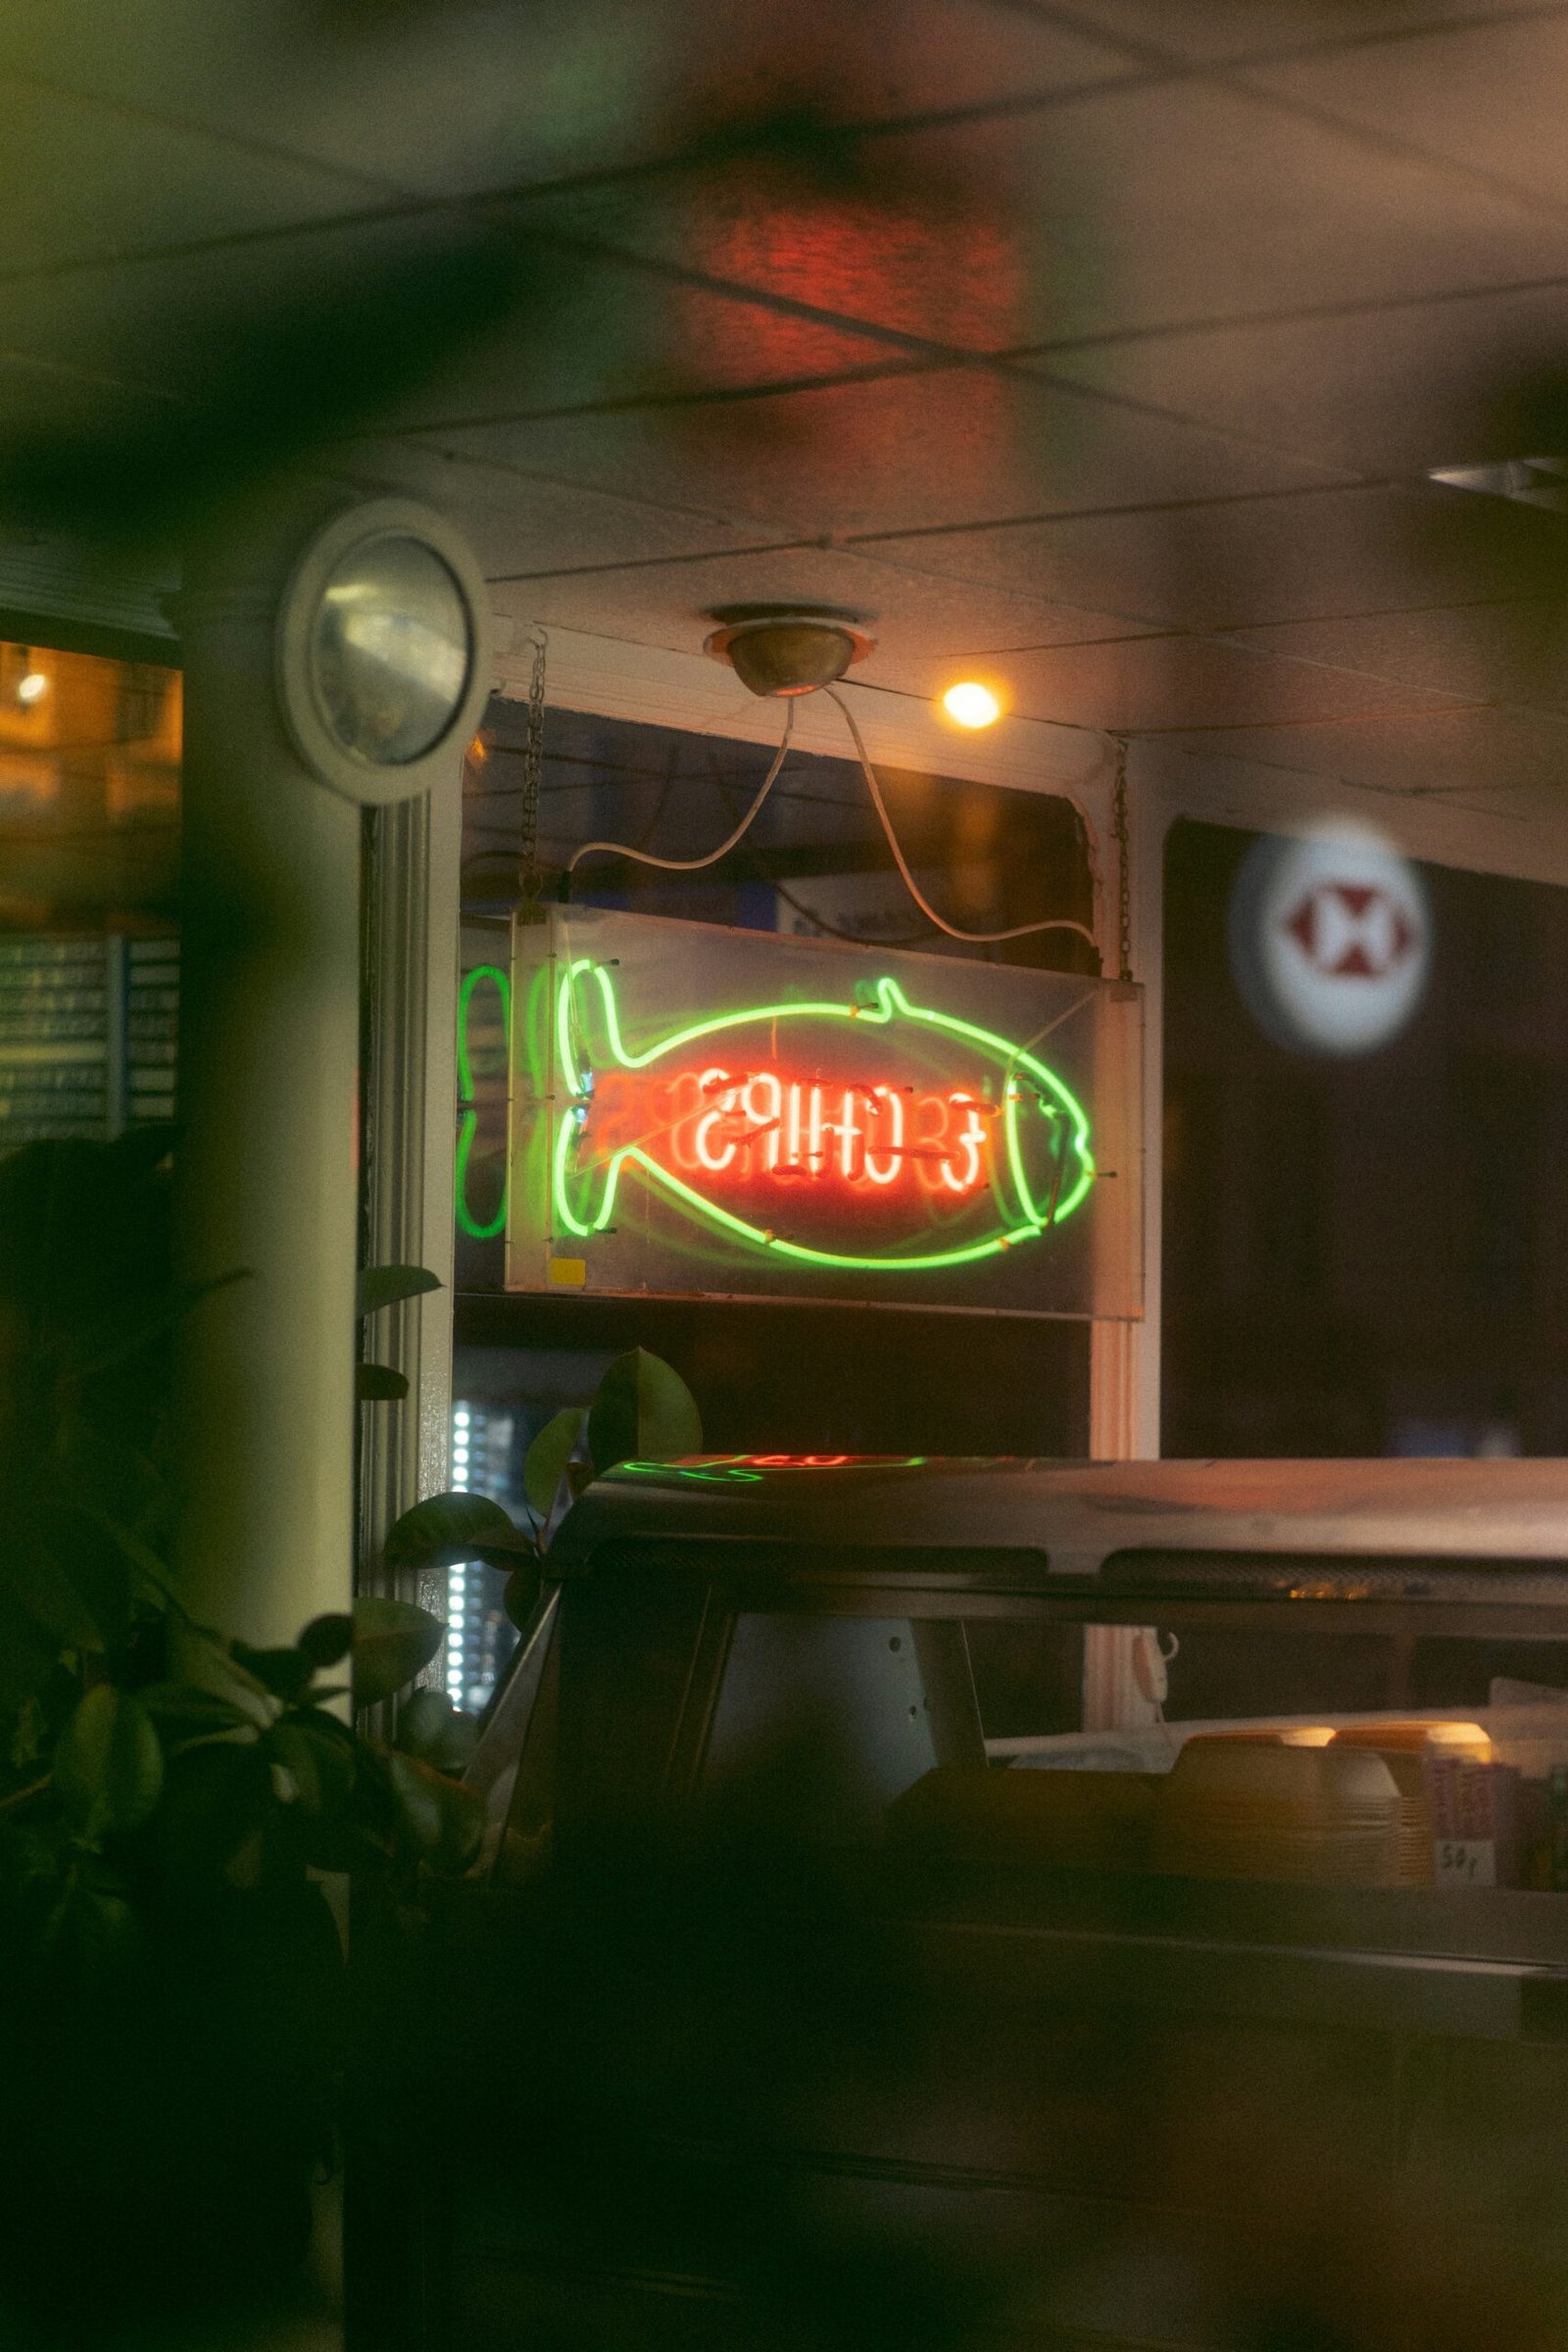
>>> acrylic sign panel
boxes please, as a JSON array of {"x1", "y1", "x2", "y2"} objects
[{"x1": 505, "y1": 908, "x2": 1143, "y2": 1318}]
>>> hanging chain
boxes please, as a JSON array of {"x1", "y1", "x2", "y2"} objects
[
  {"x1": 517, "y1": 626, "x2": 548, "y2": 924},
  {"x1": 1111, "y1": 734, "x2": 1133, "y2": 984}
]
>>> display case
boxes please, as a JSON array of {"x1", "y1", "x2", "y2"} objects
[{"x1": 408, "y1": 1460, "x2": 1568, "y2": 2352}]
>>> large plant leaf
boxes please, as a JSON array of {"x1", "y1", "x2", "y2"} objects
[
  {"x1": 0, "y1": 1593, "x2": 63, "y2": 1713},
  {"x1": 231, "y1": 1642, "x2": 315, "y2": 1703},
  {"x1": 53, "y1": 1416, "x2": 163, "y2": 1534},
  {"x1": 504, "y1": 1562, "x2": 542, "y2": 1631},
  {"x1": 55, "y1": 1686, "x2": 164, "y2": 1842},
  {"x1": 396, "y1": 1688, "x2": 480, "y2": 1775},
  {"x1": 523, "y1": 1406, "x2": 586, "y2": 1518},
  {"x1": 298, "y1": 1612, "x2": 354, "y2": 1670},
  {"x1": 383, "y1": 1491, "x2": 533, "y2": 1574},
  {"x1": 386, "y1": 1750, "x2": 484, "y2": 1874},
  {"x1": 587, "y1": 1348, "x2": 703, "y2": 1476},
  {"x1": 352, "y1": 1596, "x2": 445, "y2": 1707},
  {"x1": 153, "y1": 1740, "x2": 272, "y2": 1885},
  {"x1": 64, "y1": 1271, "x2": 247, "y2": 1380},
  {"x1": 138, "y1": 1683, "x2": 258, "y2": 1742},
  {"x1": 103, "y1": 1119, "x2": 177, "y2": 1177},
  {"x1": 269, "y1": 1710, "x2": 358, "y2": 1816},
  {"x1": 1, "y1": 1528, "x2": 104, "y2": 1652},
  {"x1": 357, "y1": 1264, "x2": 442, "y2": 1318}
]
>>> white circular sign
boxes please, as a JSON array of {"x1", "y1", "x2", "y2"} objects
[{"x1": 1228, "y1": 828, "x2": 1432, "y2": 1056}]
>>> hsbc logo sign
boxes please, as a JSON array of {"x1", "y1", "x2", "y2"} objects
[
  {"x1": 1230, "y1": 830, "x2": 1432, "y2": 1056},
  {"x1": 1286, "y1": 882, "x2": 1417, "y2": 981}
]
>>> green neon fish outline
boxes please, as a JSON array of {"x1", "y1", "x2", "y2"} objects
[
  {"x1": 552, "y1": 958, "x2": 1095, "y2": 1274},
  {"x1": 456, "y1": 963, "x2": 510, "y2": 1241}
]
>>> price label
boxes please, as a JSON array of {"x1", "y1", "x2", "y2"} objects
[{"x1": 1435, "y1": 1838, "x2": 1496, "y2": 1887}]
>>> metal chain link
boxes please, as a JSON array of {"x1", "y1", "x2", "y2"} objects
[
  {"x1": 517, "y1": 626, "x2": 548, "y2": 923},
  {"x1": 1111, "y1": 734, "x2": 1133, "y2": 984}
]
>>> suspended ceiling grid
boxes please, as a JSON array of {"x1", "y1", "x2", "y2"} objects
[{"x1": 6, "y1": 1, "x2": 1568, "y2": 815}]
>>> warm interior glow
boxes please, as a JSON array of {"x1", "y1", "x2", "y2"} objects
[
  {"x1": 942, "y1": 681, "x2": 1001, "y2": 729},
  {"x1": 17, "y1": 670, "x2": 47, "y2": 704}
]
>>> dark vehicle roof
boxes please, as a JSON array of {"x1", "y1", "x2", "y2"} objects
[{"x1": 554, "y1": 1455, "x2": 1568, "y2": 1579}]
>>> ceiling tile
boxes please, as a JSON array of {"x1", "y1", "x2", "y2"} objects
[
  {"x1": 7, "y1": 0, "x2": 1134, "y2": 205},
  {"x1": 1221, "y1": 600, "x2": 1568, "y2": 714},
  {"x1": 540, "y1": 76, "x2": 1568, "y2": 351},
  {"x1": 1037, "y1": 281, "x2": 1568, "y2": 475},
  {"x1": 0, "y1": 3, "x2": 663, "y2": 202},
  {"x1": 347, "y1": 435, "x2": 769, "y2": 580},
  {"x1": 413, "y1": 366, "x2": 1345, "y2": 540},
  {"x1": 961, "y1": 629, "x2": 1469, "y2": 736},
  {"x1": 1055, "y1": 1, "x2": 1556, "y2": 66},
  {"x1": 861, "y1": 480, "x2": 1568, "y2": 632},
  {"x1": 475, "y1": 536, "x2": 1169, "y2": 671},
  {"x1": 0, "y1": 213, "x2": 644, "y2": 474},
  {"x1": 1246, "y1": 16, "x2": 1568, "y2": 213},
  {"x1": 0, "y1": 77, "x2": 369, "y2": 273},
  {"x1": 1170, "y1": 703, "x2": 1568, "y2": 799},
  {"x1": 365, "y1": 270, "x2": 901, "y2": 435}
]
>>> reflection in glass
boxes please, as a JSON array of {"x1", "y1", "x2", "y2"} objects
[{"x1": 310, "y1": 535, "x2": 470, "y2": 765}]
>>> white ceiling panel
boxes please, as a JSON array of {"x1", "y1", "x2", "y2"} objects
[
  {"x1": 1053, "y1": 1, "x2": 1568, "y2": 67},
  {"x1": 480, "y1": 536, "x2": 1172, "y2": 670},
  {"x1": 410, "y1": 367, "x2": 1346, "y2": 540},
  {"x1": 1222, "y1": 600, "x2": 1568, "y2": 713},
  {"x1": 860, "y1": 481, "x2": 1568, "y2": 633},
  {"x1": 1246, "y1": 15, "x2": 1568, "y2": 214},
  {"x1": 0, "y1": 4, "x2": 666, "y2": 202},
  {"x1": 1036, "y1": 280, "x2": 1568, "y2": 475},
  {"x1": 958, "y1": 628, "x2": 1471, "y2": 736},
  {"x1": 0, "y1": 77, "x2": 369, "y2": 273},
  {"x1": 542, "y1": 77, "x2": 1568, "y2": 351},
  {"x1": 357, "y1": 274, "x2": 902, "y2": 437},
  {"x1": 1168, "y1": 702, "x2": 1568, "y2": 802},
  {"x1": 6, "y1": 0, "x2": 1134, "y2": 205},
  {"x1": 347, "y1": 436, "x2": 770, "y2": 581}
]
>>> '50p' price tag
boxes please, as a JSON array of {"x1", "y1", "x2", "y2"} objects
[{"x1": 1435, "y1": 1838, "x2": 1496, "y2": 1886}]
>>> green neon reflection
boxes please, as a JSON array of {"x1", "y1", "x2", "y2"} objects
[
  {"x1": 456, "y1": 964, "x2": 510, "y2": 1242},
  {"x1": 612, "y1": 1453, "x2": 931, "y2": 1480},
  {"x1": 552, "y1": 961, "x2": 1094, "y2": 1274}
]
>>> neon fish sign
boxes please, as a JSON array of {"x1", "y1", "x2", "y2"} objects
[{"x1": 553, "y1": 960, "x2": 1094, "y2": 1273}]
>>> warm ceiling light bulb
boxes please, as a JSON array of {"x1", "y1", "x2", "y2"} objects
[
  {"x1": 941, "y1": 681, "x2": 1001, "y2": 729},
  {"x1": 17, "y1": 670, "x2": 47, "y2": 705}
]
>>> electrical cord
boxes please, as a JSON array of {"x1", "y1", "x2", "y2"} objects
[
  {"x1": 823, "y1": 688, "x2": 1100, "y2": 952},
  {"x1": 699, "y1": 741, "x2": 938, "y2": 948},
  {"x1": 564, "y1": 701, "x2": 796, "y2": 882},
  {"x1": 560, "y1": 681, "x2": 1102, "y2": 957}
]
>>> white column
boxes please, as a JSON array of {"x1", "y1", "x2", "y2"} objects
[
  {"x1": 1085, "y1": 739, "x2": 1169, "y2": 1731},
  {"x1": 358, "y1": 773, "x2": 464, "y2": 1586},
  {"x1": 173, "y1": 490, "x2": 363, "y2": 1648}
]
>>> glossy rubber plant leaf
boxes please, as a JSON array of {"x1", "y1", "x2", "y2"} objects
[
  {"x1": 587, "y1": 1348, "x2": 702, "y2": 1477},
  {"x1": 55, "y1": 1686, "x2": 164, "y2": 1843},
  {"x1": 352, "y1": 1596, "x2": 445, "y2": 1708}
]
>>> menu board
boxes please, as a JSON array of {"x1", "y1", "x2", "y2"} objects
[{"x1": 0, "y1": 932, "x2": 177, "y2": 1149}]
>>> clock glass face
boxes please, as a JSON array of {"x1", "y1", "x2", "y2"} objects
[{"x1": 309, "y1": 533, "x2": 471, "y2": 765}]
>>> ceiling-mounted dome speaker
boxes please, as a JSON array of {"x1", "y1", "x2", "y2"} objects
[{"x1": 705, "y1": 603, "x2": 876, "y2": 697}]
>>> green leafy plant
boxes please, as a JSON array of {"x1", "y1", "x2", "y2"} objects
[
  {"x1": 0, "y1": 1139, "x2": 481, "y2": 1964},
  {"x1": 0, "y1": 1134, "x2": 482, "y2": 2328},
  {"x1": 381, "y1": 1344, "x2": 704, "y2": 1642},
  {"x1": 0, "y1": 1131, "x2": 703, "y2": 2330}
]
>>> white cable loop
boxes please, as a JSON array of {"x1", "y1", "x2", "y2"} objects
[
  {"x1": 566, "y1": 700, "x2": 796, "y2": 878},
  {"x1": 825, "y1": 689, "x2": 1100, "y2": 950},
  {"x1": 563, "y1": 685, "x2": 1102, "y2": 956}
]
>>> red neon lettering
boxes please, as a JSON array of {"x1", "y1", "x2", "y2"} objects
[
  {"x1": 862, "y1": 1085, "x2": 904, "y2": 1187},
  {"x1": 600, "y1": 1065, "x2": 991, "y2": 1201}
]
